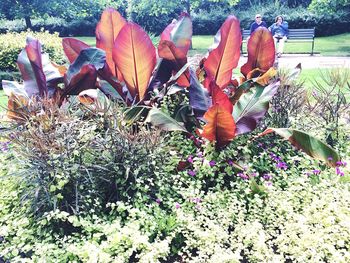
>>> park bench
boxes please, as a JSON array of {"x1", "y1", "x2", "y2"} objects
[{"x1": 241, "y1": 28, "x2": 316, "y2": 55}]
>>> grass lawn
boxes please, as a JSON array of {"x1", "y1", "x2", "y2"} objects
[
  {"x1": 75, "y1": 33, "x2": 350, "y2": 56},
  {"x1": 0, "y1": 89, "x2": 6, "y2": 110}
]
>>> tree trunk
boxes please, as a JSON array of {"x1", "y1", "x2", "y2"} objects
[{"x1": 25, "y1": 16, "x2": 32, "y2": 29}]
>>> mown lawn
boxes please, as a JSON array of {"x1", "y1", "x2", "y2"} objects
[
  {"x1": 76, "y1": 33, "x2": 350, "y2": 56},
  {"x1": 0, "y1": 89, "x2": 6, "y2": 110}
]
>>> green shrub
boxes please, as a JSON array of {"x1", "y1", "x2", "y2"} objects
[
  {"x1": 192, "y1": 5, "x2": 350, "y2": 36},
  {"x1": 0, "y1": 30, "x2": 66, "y2": 72}
]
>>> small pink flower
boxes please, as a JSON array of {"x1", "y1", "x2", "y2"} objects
[
  {"x1": 187, "y1": 155, "x2": 194, "y2": 163},
  {"x1": 175, "y1": 203, "x2": 181, "y2": 209},
  {"x1": 156, "y1": 198, "x2": 161, "y2": 204}
]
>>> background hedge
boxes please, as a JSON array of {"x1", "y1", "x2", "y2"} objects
[{"x1": 0, "y1": 6, "x2": 349, "y2": 37}]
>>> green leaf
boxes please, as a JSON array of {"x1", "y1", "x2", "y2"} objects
[
  {"x1": 259, "y1": 128, "x2": 340, "y2": 167},
  {"x1": 145, "y1": 108, "x2": 188, "y2": 132},
  {"x1": 233, "y1": 80, "x2": 280, "y2": 135},
  {"x1": 124, "y1": 106, "x2": 151, "y2": 124}
]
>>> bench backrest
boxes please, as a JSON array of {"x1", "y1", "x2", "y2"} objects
[{"x1": 242, "y1": 28, "x2": 315, "y2": 40}]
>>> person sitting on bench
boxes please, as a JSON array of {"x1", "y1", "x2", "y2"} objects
[
  {"x1": 269, "y1": 15, "x2": 289, "y2": 58},
  {"x1": 250, "y1": 14, "x2": 267, "y2": 35}
]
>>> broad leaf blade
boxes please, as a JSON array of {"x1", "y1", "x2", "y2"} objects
[
  {"x1": 241, "y1": 27, "x2": 275, "y2": 77},
  {"x1": 259, "y1": 128, "x2": 340, "y2": 167},
  {"x1": 124, "y1": 106, "x2": 150, "y2": 124},
  {"x1": 96, "y1": 8, "x2": 126, "y2": 80},
  {"x1": 113, "y1": 22, "x2": 156, "y2": 101},
  {"x1": 161, "y1": 13, "x2": 192, "y2": 56},
  {"x1": 158, "y1": 40, "x2": 189, "y2": 87},
  {"x1": 62, "y1": 38, "x2": 90, "y2": 63},
  {"x1": 188, "y1": 68, "x2": 210, "y2": 117},
  {"x1": 65, "y1": 48, "x2": 106, "y2": 84},
  {"x1": 145, "y1": 108, "x2": 187, "y2": 132},
  {"x1": 233, "y1": 80, "x2": 280, "y2": 135},
  {"x1": 63, "y1": 64, "x2": 97, "y2": 97},
  {"x1": 204, "y1": 16, "x2": 241, "y2": 88},
  {"x1": 200, "y1": 104, "x2": 236, "y2": 148},
  {"x1": 17, "y1": 37, "x2": 47, "y2": 97},
  {"x1": 211, "y1": 81, "x2": 233, "y2": 113}
]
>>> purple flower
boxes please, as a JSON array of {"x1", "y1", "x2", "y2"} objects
[
  {"x1": 188, "y1": 170, "x2": 196, "y2": 177},
  {"x1": 155, "y1": 198, "x2": 161, "y2": 204},
  {"x1": 227, "y1": 160, "x2": 233, "y2": 166},
  {"x1": 197, "y1": 152, "x2": 203, "y2": 158},
  {"x1": 312, "y1": 169, "x2": 321, "y2": 175},
  {"x1": 238, "y1": 172, "x2": 249, "y2": 180},
  {"x1": 336, "y1": 167, "x2": 344, "y2": 176},
  {"x1": 265, "y1": 181, "x2": 273, "y2": 187},
  {"x1": 263, "y1": 173, "x2": 272, "y2": 181},
  {"x1": 327, "y1": 156, "x2": 333, "y2": 161},
  {"x1": 175, "y1": 203, "x2": 181, "y2": 209},
  {"x1": 336, "y1": 161, "x2": 347, "y2": 167},
  {"x1": 187, "y1": 155, "x2": 194, "y2": 163},
  {"x1": 269, "y1": 152, "x2": 281, "y2": 162},
  {"x1": 276, "y1": 161, "x2": 288, "y2": 170},
  {"x1": 250, "y1": 172, "x2": 258, "y2": 177},
  {"x1": 209, "y1": 160, "x2": 216, "y2": 167}
]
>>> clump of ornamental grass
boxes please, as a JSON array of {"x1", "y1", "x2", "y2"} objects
[
  {"x1": 306, "y1": 67, "x2": 350, "y2": 146},
  {"x1": 5, "y1": 98, "x2": 165, "y2": 217},
  {"x1": 264, "y1": 64, "x2": 308, "y2": 129}
]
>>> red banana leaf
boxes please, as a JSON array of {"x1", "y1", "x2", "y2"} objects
[
  {"x1": 158, "y1": 40, "x2": 190, "y2": 87},
  {"x1": 63, "y1": 64, "x2": 97, "y2": 97},
  {"x1": 204, "y1": 16, "x2": 241, "y2": 88},
  {"x1": 113, "y1": 22, "x2": 156, "y2": 101},
  {"x1": 17, "y1": 37, "x2": 47, "y2": 97},
  {"x1": 241, "y1": 27, "x2": 275, "y2": 77},
  {"x1": 160, "y1": 12, "x2": 192, "y2": 56},
  {"x1": 199, "y1": 104, "x2": 236, "y2": 148},
  {"x1": 62, "y1": 38, "x2": 90, "y2": 63},
  {"x1": 210, "y1": 81, "x2": 233, "y2": 113},
  {"x1": 259, "y1": 128, "x2": 340, "y2": 167},
  {"x1": 96, "y1": 8, "x2": 126, "y2": 81}
]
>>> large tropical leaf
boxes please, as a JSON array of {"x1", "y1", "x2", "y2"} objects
[
  {"x1": 210, "y1": 81, "x2": 233, "y2": 113},
  {"x1": 62, "y1": 38, "x2": 90, "y2": 63},
  {"x1": 188, "y1": 69, "x2": 210, "y2": 117},
  {"x1": 203, "y1": 16, "x2": 241, "y2": 88},
  {"x1": 17, "y1": 37, "x2": 47, "y2": 97},
  {"x1": 199, "y1": 104, "x2": 236, "y2": 148},
  {"x1": 96, "y1": 8, "x2": 126, "y2": 80},
  {"x1": 233, "y1": 80, "x2": 280, "y2": 135},
  {"x1": 158, "y1": 40, "x2": 189, "y2": 87},
  {"x1": 241, "y1": 27, "x2": 275, "y2": 77},
  {"x1": 65, "y1": 48, "x2": 105, "y2": 85},
  {"x1": 259, "y1": 128, "x2": 340, "y2": 167},
  {"x1": 160, "y1": 13, "x2": 192, "y2": 56},
  {"x1": 63, "y1": 64, "x2": 97, "y2": 97},
  {"x1": 145, "y1": 108, "x2": 187, "y2": 132},
  {"x1": 124, "y1": 106, "x2": 151, "y2": 124},
  {"x1": 113, "y1": 22, "x2": 156, "y2": 101}
]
